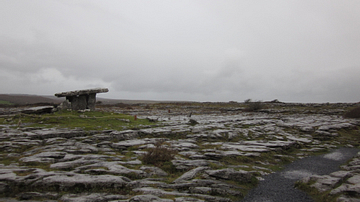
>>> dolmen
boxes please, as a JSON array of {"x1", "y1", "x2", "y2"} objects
[{"x1": 55, "y1": 88, "x2": 108, "y2": 111}]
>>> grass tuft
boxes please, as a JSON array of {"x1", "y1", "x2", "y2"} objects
[
  {"x1": 141, "y1": 140, "x2": 177, "y2": 168},
  {"x1": 8, "y1": 110, "x2": 158, "y2": 131},
  {"x1": 244, "y1": 100, "x2": 264, "y2": 112}
]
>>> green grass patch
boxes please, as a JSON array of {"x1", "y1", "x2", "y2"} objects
[
  {"x1": 0, "y1": 156, "x2": 20, "y2": 166},
  {"x1": 19, "y1": 161, "x2": 52, "y2": 171},
  {"x1": 13, "y1": 169, "x2": 36, "y2": 176},
  {"x1": 9, "y1": 110, "x2": 158, "y2": 131},
  {"x1": 0, "y1": 100, "x2": 13, "y2": 105},
  {"x1": 222, "y1": 176, "x2": 259, "y2": 200},
  {"x1": 220, "y1": 155, "x2": 255, "y2": 165},
  {"x1": 336, "y1": 127, "x2": 360, "y2": 147}
]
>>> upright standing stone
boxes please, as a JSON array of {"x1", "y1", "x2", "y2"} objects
[
  {"x1": 87, "y1": 93, "x2": 97, "y2": 111},
  {"x1": 55, "y1": 88, "x2": 108, "y2": 111}
]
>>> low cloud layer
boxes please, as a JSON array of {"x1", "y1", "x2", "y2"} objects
[{"x1": 1, "y1": 0, "x2": 359, "y2": 102}]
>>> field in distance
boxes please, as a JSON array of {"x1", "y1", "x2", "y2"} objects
[{"x1": 0, "y1": 94, "x2": 177, "y2": 105}]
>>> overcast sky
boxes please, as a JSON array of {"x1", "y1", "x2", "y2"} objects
[{"x1": 1, "y1": 0, "x2": 359, "y2": 103}]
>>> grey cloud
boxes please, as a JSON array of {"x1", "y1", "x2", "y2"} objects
[{"x1": 1, "y1": 0, "x2": 359, "y2": 102}]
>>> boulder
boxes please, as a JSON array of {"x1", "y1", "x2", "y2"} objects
[{"x1": 21, "y1": 106, "x2": 54, "y2": 114}]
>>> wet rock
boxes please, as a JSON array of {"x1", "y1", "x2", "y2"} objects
[
  {"x1": 205, "y1": 168, "x2": 252, "y2": 182},
  {"x1": 299, "y1": 150, "x2": 360, "y2": 201},
  {"x1": 283, "y1": 170, "x2": 314, "y2": 180}
]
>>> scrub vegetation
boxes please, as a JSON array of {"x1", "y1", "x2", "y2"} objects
[{"x1": 344, "y1": 106, "x2": 360, "y2": 119}]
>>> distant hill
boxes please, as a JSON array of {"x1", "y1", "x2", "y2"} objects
[
  {"x1": 0, "y1": 94, "x2": 64, "y2": 105},
  {"x1": 96, "y1": 97, "x2": 164, "y2": 105},
  {"x1": 0, "y1": 94, "x2": 167, "y2": 106}
]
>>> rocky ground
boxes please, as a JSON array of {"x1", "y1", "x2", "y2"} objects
[
  {"x1": 0, "y1": 102, "x2": 359, "y2": 202},
  {"x1": 298, "y1": 150, "x2": 360, "y2": 202}
]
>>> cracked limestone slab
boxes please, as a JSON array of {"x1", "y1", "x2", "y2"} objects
[
  {"x1": 310, "y1": 175, "x2": 343, "y2": 192},
  {"x1": 173, "y1": 166, "x2": 209, "y2": 183},
  {"x1": 112, "y1": 138, "x2": 167, "y2": 149},
  {"x1": 75, "y1": 161, "x2": 148, "y2": 177},
  {"x1": 31, "y1": 173, "x2": 130, "y2": 190},
  {"x1": 127, "y1": 194, "x2": 174, "y2": 202},
  {"x1": 172, "y1": 159, "x2": 222, "y2": 170},
  {"x1": 60, "y1": 193, "x2": 128, "y2": 202},
  {"x1": 19, "y1": 152, "x2": 67, "y2": 164},
  {"x1": 205, "y1": 168, "x2": 252, "y2": 182}
]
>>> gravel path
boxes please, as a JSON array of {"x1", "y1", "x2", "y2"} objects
[{"x1": 241, "y1": 148, "x2": 359, "y2": 202}]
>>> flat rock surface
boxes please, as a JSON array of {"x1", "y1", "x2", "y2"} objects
[{"x1": 0, "y1": 102, "x2": 359, "y2": 201}]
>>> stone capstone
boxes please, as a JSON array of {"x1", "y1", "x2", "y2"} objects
[{"x1": 54, "y1": 88, "x2": 108, "y2": 111}]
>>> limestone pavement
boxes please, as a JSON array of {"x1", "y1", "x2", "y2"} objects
[{"x1": 0, "y1": 104, "x2": 359, "y2": 201}]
